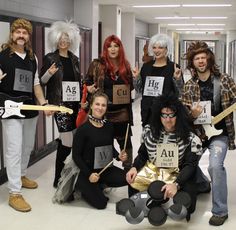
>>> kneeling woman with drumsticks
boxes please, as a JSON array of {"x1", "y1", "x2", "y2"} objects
[{"x1": 72, "y1": 91, "x2": 128, "y2": 209}]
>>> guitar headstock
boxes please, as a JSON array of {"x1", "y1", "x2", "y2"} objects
[{"x1": 59, "y1": 106, "x2": 73, "y2": 114}]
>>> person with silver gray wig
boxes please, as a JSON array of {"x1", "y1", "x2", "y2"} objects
[
  {"x1": 47, "y1": 20, "x2": 81, "y2": 53},
  {"x1": 39, "y1": 20, "x2": 82, "y2": 188},
  {"x1": 148, "y1": 33, "x2": 173, "y2": 58},
  {"x1": 138, "y1": 33, "x2": 183, "y2": 127}
]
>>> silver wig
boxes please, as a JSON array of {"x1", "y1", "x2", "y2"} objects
[
  {"x1": 148, "y1": 33, "x2": 173, "y2": 57},
  {"x1": 47, "y1": 20, "x2": 81, "y2": 53}
]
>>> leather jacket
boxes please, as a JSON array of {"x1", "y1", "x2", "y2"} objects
[{"x1": 39, "y1": 50, "x2": 81, "y2": 105}]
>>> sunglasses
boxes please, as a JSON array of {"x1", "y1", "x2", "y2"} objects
[{"x1": 160, "y1": 113, "x2": 176, "y2": 118}]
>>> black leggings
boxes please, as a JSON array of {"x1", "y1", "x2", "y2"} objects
[{"x1": 76, "y1": 166, "x2": 128, "y2": 209}]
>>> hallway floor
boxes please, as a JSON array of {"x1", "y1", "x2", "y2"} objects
[{"x1": 1, "y1": 98, "x2": 236, "y2": 230}]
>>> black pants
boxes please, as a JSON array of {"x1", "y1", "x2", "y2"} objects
[{"x1": 76, "y1": 166, "x2": 128, "y2": 209}]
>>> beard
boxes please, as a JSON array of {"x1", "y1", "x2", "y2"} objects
[{"x1": 195, "y1": 65, "x2": 208, "y2": 74}]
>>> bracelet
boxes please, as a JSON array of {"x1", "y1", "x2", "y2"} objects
[{"x1": 41, "y1": 102, "x2": 48, "y2": 106}]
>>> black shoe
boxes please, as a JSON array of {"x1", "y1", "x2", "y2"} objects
[
  {"x1": 186, "y1": 212, "x2": 191, "y2": 222},
  {"x1": 209, "y1": 214, "x2": 228, "y2": 226},
  {"x1": 197, "y1": 182, "x2": 211, "y2": 194}
]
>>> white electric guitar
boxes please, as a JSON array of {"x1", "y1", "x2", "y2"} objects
[
  {"x1": 0, "y1": 93, "x2": 73, "y2": 118},
  {"x1": 203, "y1": 103, "x2": 236, "y2": 139}
]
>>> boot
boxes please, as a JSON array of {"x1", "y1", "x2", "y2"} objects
[
  {"x1": 53, "y1": 141, "x2": 71, "y2": 188},
  {"x1": 9, "y1": 194, "x2": 31, "y2": 212}
]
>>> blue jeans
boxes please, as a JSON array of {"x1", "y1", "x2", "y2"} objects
[{"x1": 207, "y1": 135, "x2": 228, "y2": 216}]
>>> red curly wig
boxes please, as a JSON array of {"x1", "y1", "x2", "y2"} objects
[{"x1": 101, "y1": 35, "x2": 131, "y2": 84}]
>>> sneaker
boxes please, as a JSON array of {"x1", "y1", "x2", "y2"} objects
[
  {"x1": 21, "y1": 176, "x2": 38, "y2": 189},
  {"x1": 209, "y1": 214, "x2": 228, "y2": 226},
  {"x1": 9, "y1": 194, "x2": 31, "y2": 212}
]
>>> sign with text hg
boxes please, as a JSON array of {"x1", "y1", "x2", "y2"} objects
[
  {"x1": 62, "y1": 81, "x2": 80, "y2": 102},
  {"x1": 155, "y1": 143, "x2": 179, "y2": 168},
  {"x1": 143, "y1": 76, "x2": 164, "y2": 97},
  {"x1": 193, "y1": 101, "x2": 211, "y2": 125}
]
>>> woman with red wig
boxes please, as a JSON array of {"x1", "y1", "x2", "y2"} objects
[{"x1": 85, "y1": 35, "x2": 133, "y2": 171}]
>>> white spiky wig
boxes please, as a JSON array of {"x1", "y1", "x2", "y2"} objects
[
  {"x1": 148, "y1": 33, "x2": 173, "y2": 57},
  {"x1": 47, "y1": 20, "x2": 81, "y2": 53}
]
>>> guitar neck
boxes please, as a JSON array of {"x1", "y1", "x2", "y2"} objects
[
  {"x1": 212, "y1": 103, "x2": 236, "y2": 125},
  {"x1": 20, "y1": 105, "x2": 63, "y2": 112}
]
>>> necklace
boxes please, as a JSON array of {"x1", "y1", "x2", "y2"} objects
[{"x1": 88, "y1": 115, "x2": 107, "y2": 124}]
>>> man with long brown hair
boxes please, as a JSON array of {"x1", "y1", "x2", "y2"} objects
[
  {"x1": 181, "y1": 41, "x2": 236, "y2": 226},
  {"x1": 0, "y1": 18, "x2": 49, "y2": 212}
]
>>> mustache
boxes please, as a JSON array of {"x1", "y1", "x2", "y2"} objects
[
  {"x1": 16, "y1": 37, "x2": 27, "y2": 42},
  {"x1": 13, "y1": 37, "x2": 27, "y2": 43}
]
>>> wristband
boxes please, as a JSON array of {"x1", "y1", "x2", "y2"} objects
[{"x1": 41, "y1": 102, "x2": 48, "y2": 106}]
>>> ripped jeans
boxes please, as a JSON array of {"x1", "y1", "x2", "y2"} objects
[{"x1": 208, "y1": 135, "x2": 228, "y2": 216}]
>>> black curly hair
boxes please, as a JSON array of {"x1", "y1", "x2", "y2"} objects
[{"x1": 150, "y1": 93, "x2": 193, "y2": 144}]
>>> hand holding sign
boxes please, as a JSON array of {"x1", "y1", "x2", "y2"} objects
[{"x1": 191, "y1": 101, "x2": 204, "y2": 118}]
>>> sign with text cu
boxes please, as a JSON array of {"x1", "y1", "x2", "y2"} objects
[
  {"x1": 62, "y1": 81, "x2": 80, "y2": 102},
  {"x1": 155, "y1": 143, "x2": 179, "y2": 168},
  {"x1": 113, "y1": 84, "x2": 130, "y2": 104},
  {"x1": 143, "y1": 76, "x2": 164, "y2": 97},
  {"x1": 193, "y1": 100, "x2": 211, "y2": 125}
]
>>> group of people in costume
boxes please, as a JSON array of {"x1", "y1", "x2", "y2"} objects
[{"x1": 0, "y1": 17, "x2": 235, "y2": 227}]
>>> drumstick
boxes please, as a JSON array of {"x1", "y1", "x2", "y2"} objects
[
  {"x1": 98, "y1": 123, "x2": 130, "y2": 176},
  {"x1": 123, "y1": 123, "x2": 130, "y2": 150},
  {"x1": 98, "y1": 160, "x2": 113, "y2": 176}
]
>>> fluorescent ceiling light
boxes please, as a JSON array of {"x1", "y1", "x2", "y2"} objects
[
  {"x1": 133, "y1": 5, "x2": 180, "y2": 8},
  {"x1": 192, "y1": 16, "x2": 227, "y2": 19},
  {"x1": 176, "y1": 28, "x2": 224, "y2": 31},
  {"x1": 155, "y1": 16, "x2": 227, "y2": 20},
  {"x1": 155, "y1": 16, "x2": 190, "y2": 19},
  {"x1": 182, "y1": 4, "x2": 231, "y2": 7},
  {"x1": 197, "y1": 24, "x2": 225, "y2": 26},
  {"x1": 168, "y1": 24, "x2": 195, "y2": 26}
]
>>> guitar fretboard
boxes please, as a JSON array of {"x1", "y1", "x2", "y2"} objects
[{"x1": 212, "y1": 103, "x2": 236, "y2": 125}]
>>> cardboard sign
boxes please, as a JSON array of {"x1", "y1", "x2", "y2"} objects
[
  {"x1": 156, "y1": 143, "x2": 179, "y2": 168},
  {"x1": 193, "y1": 101, "x2": 211, "y2": 125},
  {"x1": 13, "y1": 68, "x2": 33, "y2": 93},
  {"x1": 113, "y1": 84, "x2": 130, "y2": 104},
  {"x1": 143, "y1": 76, "x2": 164, "y2": 97},
  {"x1": 62, "y1": 81, "x2": 80, "y2": 102},
  {"x1": 94, "y1": 145, "x2": 113, "y2": 169}
]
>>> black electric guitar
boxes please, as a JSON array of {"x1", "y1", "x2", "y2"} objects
[
  {"x1": 202, "y1": 102, "x2": 236, "y2": 139},
  {"x1": 0, "y1": 93, "x2": 73, "y2": 118}
]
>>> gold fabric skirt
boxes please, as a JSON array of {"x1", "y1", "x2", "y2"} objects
[{"x1": 131, "y1": 161, "x2": 179, "y2": 191}]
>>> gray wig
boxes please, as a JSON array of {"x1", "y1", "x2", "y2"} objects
[
  {"x1": 148, "y1": 33, "x2": 173, "y2": 57},
  {"x1": 47, "y1": 20, "x2": 81, "y2": 53}
]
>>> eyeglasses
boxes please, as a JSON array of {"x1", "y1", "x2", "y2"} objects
[{"x1": 160, "y1": 113, "x2": 176, "y2": 118}]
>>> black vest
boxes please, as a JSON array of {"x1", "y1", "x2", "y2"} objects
[{"x1": 0, "y1": 48, "x2": 38, "y2": 118}]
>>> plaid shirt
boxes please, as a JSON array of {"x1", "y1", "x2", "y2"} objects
[{"x1": 181, "y1": 73, "x2": 236, "y2": 150}]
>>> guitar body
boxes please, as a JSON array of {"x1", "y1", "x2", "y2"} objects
[
  {"x1": 197, "y1": 102, "x2": 236, "y2": 141},
  {"x1": 0, "y1": 93, "x2": 33, "y2": 118},
  {"x1": 2, "y1": 100, "x2": 25, "y2": 118},
  {"x1": 202, "y1": 123, "x2": 223, "y2": 140}
]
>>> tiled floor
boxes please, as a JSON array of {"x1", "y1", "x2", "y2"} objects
[{"x1": 1, "y1": 98, "x2": 236, "y2": 230}]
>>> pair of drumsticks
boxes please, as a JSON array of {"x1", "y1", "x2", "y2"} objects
[{"x1": 98, "y1": 123, "x2": 130, "y2": 175}]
